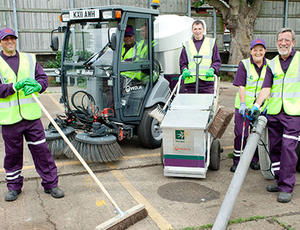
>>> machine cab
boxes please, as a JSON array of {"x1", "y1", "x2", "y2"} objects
[{"x1": 56, "y1": 6, "x2": 159, "y2": 125}]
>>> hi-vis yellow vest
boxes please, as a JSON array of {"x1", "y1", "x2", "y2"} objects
[
  {"x1": 121, "y1": 43, "x2": 142, "y2": 81},
  {"x1": 235, "y1": 58, "x2": 269, "y2": 111},
  {"x1": 268, "y1": 51, "x2": 300, "y2": 115},
  {"x1": 0, "y1": 52, "x2": 41, "y2": 125},
  {"x1": 183, "y1": 36, "x2": 215, "y2": 84}
]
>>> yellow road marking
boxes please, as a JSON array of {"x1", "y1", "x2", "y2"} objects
[
  {"x1": 223, "y1": 145, "x2": 234, "y2": 150},
  {"x1": 108, "y1": 163, "x2": 173, "y2": 230},
  {"x1": 0, "y1": 145, "x2": 234, "y2": 173}
]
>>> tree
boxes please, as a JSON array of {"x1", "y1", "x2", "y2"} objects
[{"x1": 193, "y1": 0, "x2": 263, "y2": 64}]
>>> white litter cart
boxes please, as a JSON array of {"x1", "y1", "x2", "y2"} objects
[{"x1": 160, "y1": 75, "x2": 221, "y2": 178}]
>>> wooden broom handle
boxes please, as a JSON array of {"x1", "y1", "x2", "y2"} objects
[{"x1": 32, "y1": 94, "x2": 123, "y2": 214}]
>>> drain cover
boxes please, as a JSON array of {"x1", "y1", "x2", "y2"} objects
[{"x1": 158, "y1": 181, "x2": 219, "y2": 203}]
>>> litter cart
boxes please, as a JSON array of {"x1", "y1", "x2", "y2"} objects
[{"x1": 160, "y1": 76, "x2": 221, "y2": 178}]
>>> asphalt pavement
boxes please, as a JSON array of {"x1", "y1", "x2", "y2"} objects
[{"x1": 0, "y1": 81, "x2": 300, "y2": 230}]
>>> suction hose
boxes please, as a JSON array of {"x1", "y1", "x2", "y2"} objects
[{"x1": 212, "y1": 115, "x2": 267, "y2": 230}]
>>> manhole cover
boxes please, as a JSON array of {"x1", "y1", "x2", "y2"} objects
[{"x1": 157, "y1": 181, "x2": 219, "y2": 203}]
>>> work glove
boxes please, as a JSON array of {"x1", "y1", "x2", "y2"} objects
[
  {"x1": 182, "y1": 68, "x2": 191, "y2": 80},
  {"x1": 13, "y1": 79, "x2": 28, "y2": 91},
  {"x1": 23, "y1": 78, "x2": 39, "y2": 86},
  {"x1": 23, "y1": 83, "x2": 42, "y2": 96},
  {"x1": 238, "y1": 102, "x2": 247, "y2": 117},
  {"x1": 247, "y1": 103, "x2": 260, "y2": 121},
  {"x1": 205, "y1": 68, "x2": 215, "y2": 78}
]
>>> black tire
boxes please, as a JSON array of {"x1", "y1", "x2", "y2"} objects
[
  {"x1": 138, "y1": 106, "x2": 162, "y2": 148},
  {"x1": 209, "y1": 138, "x2": 221, "y2": 170}
]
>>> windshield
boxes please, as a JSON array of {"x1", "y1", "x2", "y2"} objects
[
  {"x1": 63, "y1": 21, "x2": 117, "y2": 66},
  {"x1": 61, "y1": 21, "x2": 118, "y2": 118}
]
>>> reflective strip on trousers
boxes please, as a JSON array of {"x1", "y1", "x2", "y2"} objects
[
  {"x1": 6, "y1": 169, "x2": 22, "y2": 181},
  {"x1": 27, "y1": 138, "x2": 46, "y2": 145}
]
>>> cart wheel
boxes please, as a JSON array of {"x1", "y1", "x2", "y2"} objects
[{"x1": 209, "y1": 138, "x2": 221, "y2": 170}]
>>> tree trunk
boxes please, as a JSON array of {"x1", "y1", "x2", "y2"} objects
[{"x1": 207, "y1": 0, "x2": 263, "y2": 64}]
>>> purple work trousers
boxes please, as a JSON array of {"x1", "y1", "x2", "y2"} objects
[
  {"x1": 267, "y1": 111, "x2": 300, "y2": 193},
  {"x1": 233, "y1": 109, "x2": 259, "y2": 165},
  {"x1": 2, "y1": 119, "x2": 58, "y2": 191},
  {"x1": 180, "y1": 79, "x2": 214, "y2": 94}
]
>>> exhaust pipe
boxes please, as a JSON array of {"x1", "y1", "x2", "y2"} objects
[{"x1": 212, "y1": 116, "x2": 267, "y2": 230}]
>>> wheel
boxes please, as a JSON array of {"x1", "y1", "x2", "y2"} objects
[
  {"x1": 138, "y1": 106, "x2": 162, "y2": 148},
  {"x1": 209, "y1": 138, "x2": 221, "y2": 170}
]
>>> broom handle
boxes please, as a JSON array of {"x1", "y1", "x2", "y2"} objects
[
  {"x1": 162, "y1": 74, "x2": 182, "y2": 110},
  {"x1": 32, "y1": 94, "x2": 124, "y2": 215}
]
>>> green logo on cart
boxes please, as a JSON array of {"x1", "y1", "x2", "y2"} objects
[{"x1": 175, "y1": 130, "x2": 184, "y2": 141}]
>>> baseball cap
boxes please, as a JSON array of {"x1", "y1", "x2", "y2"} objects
[
  {"x1": 250, "y1": 39, "x2": 266, "y2": 49},
  {"x1": 125, "y1": 25, "x2": 134, "y2": 36},
  {"x1": 0, "y1": 27, "x2": 18, "y2": 40}
]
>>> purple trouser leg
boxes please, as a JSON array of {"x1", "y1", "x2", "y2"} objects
[
  {"x1": 267, "y1": 111, "x2": 300, "y2": 193},
  {"x1": 180, "y1": 79, "x2": 214, "y2": 94},
  {"x1": 233, "y1": 109, "x2": 259, "y2": 165},
  {"x1": 2, "y1": 119, "x2": 58, "y2": 191}
]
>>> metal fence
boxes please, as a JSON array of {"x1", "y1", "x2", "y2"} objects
[{"x1": 1, "y1": 0, "x2": 300, "y2": 55}]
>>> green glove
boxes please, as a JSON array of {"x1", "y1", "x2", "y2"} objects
[
  {"x1": 23, "y1": 83, "x2": 42, "y2": 96},
  {"x1": 23, "y1": 78, "x2": 38, "y2": 86},
  {"x1": 206, "y1": 68, "x2": 215, "y2": 78},
  {"x1": 14, "y1": 79, "x2": 27, "y2": 91},
  {"x1": 182, "y1": 68, "x2": 191, "y2": 80}
]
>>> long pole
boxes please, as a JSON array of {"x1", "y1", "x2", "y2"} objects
[{"x1": 212, "y1": 116, "x2": 267, "y2": 230}]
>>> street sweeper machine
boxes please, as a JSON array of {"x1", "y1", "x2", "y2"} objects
[{"x1": 46, "y1": 3, "x2": 199, "y2": 162}]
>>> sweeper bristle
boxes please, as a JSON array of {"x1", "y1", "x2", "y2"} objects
[
  {"x1": 95, "y1": 204, "x2": 148, "y2": 230},
  {"x1": 45, "y1": 126, "x2": 76, "y2": 158},
  {"x1": 72, "y1": 133, "x2": 124, "y2": 163}
]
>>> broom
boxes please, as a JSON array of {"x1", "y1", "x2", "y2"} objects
[
  {"x1": 32, "y1": 94, "x2": 147, "y2": 230},
  {"x1": 149, "y1": 74, "x2": 182, "y2": 123}
]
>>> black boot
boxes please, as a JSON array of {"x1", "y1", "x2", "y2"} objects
[
  {"x1": 250, "y1": 161, "x2": 260, "y2": 170},
  {"x1": 5, "y1": 190, "x2": 21, "y2": 202}
]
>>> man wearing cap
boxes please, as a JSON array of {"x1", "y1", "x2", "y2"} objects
[
  {"x1": 231, "y1": 38, "x2": 269, "y2": 172},
  {"x1": 250, "y1": 28, "x2": 300, "y2": 203},
  {"x1": 0, "y1": 27, "x2": 64, "y2": 201},
  {"x1": 179, "y1": 20, "x2": 221, "y2": 94}
]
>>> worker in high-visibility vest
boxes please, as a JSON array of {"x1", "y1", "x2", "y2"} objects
[
  {"x1": 121, "y1": 25, "x2": 144, "y2": 81},
  {"x1": 179, "y1": 20, "x2": 221, "y2": 94},
  {"x1": 250, "y1": 28, "x2": 300, "y2": 203},
  {"x1": 231, "y1": 39, "x2": 269, "y2": 173},
  {"x1": 0, "y1": 27, "x2": 64, "y2": 202}
]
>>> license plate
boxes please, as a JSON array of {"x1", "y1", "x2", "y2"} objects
[{"x1": 70, "y1": 9, "x2": 100, "y2": 20}]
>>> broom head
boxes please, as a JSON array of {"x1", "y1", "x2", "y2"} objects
[
  {"x1": 208, "y1": 106, "x2": 234, "y2": 139},
  {"x1": 95, "y1": 204, "x2": 148, "y2": 230},
  {"x1": 149, "y1": 105, "x2": 166, "y2": 123}
]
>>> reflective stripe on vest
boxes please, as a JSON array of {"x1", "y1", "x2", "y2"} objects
[
  {"x1": 234, "y1": 58, "x2": 269, "y2": 111},
  {"x1": 0, "y1": 52, "x2": 41, "y2": 125},
  {"x1": 184, "y1": 37, "x2": 215, "y2": 84},
  {"x1": 268, "y1": 51, "x2": 300, "y2": 115}
]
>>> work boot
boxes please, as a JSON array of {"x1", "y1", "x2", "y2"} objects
[
  {"x1": 44, "y1": 187, "x2": 64, "y2": 199},
  {"x1": 250, "y1": 161, "x2": 260, "y2": 170},
  {"x1": 277, "y1": 192, "x2": 292, "y2": 203},
  {"x1": 230, "y1": 164, "x2": 237, "y2": 172},
  {"x1": 5, "y1": 190, "x2": 22, "y2": 202},
  {"x1": 266, "y1": 184, "x2": 279, "y2": 192}
]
